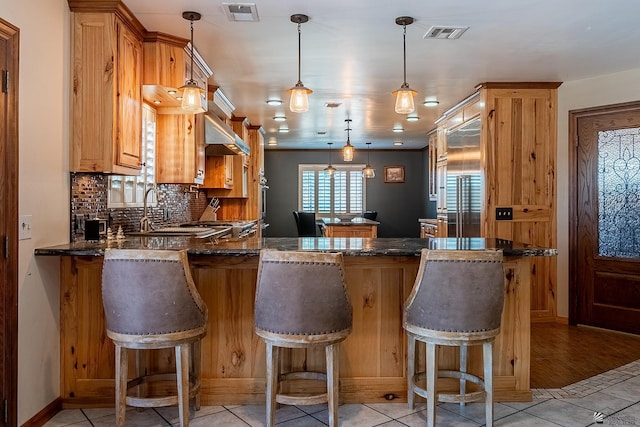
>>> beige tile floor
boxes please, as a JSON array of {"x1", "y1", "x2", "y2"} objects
[{"x1": 44, "y1": 360, "x2": 640, "y2": 426}]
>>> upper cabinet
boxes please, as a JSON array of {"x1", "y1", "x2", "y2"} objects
[
  {"x1": 69, "y1": 4, "x2": 144, "y2": 174},
  {"x1": 155, "y1": 113, "x2": 205, "y2": 184},
  {"x1": 142, "y1": 33, "x2": 213, "y2": 114}
]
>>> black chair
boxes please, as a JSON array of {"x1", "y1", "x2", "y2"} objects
[
  {"x1": 361, "y1": 210, "x2": 378, "y2": 221},
  {"x1": 293, "y1": 211, "x2": 317, "y2": 237}
]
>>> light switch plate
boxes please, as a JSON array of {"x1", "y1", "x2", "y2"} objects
[
  {"x1": 19, "y1": 215, "x2": 32, "y2": 240},
  {"x1": 496, "y1": 207, "x2": 513, "y2": 221}
]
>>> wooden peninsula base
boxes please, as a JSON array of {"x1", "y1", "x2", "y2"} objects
[{"x1": 56, "y1": 248, "x2": 534, "y2": 407}]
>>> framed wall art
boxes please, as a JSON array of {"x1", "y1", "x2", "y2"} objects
[{"x1": 384, "y1": 165, "x2": 405, "y2": 183}]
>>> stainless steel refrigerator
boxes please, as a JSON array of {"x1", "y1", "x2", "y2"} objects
[{"x1": 445, "y1": 117, "x2": 482, "y2": 237}]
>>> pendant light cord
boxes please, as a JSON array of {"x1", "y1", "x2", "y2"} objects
[
  {"x1": 189, "y1": 19, "x2": 195, "y2": 83},
  {"x1": 402, "y1": 24, "x2": 407, "y2": 87},
  {"x1": 297, "y1": 23, "x2": 302, "y2": 85}
]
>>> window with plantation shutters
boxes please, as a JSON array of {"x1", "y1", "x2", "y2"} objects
[{"x1": 299, "y1": 164, "x2": 366, "y2": 215}]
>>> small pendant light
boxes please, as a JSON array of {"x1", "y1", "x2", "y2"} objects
[
  {"x1": 393, "y1": 16, "x2": 417, "y2": 114},
  {"x1": 288, "y1": 14, "x2": 313, "y2": 113},
  {"x1": 342, "y1": 119, "x2": 355, "y2": 162},
  {"x1": 180, "y1": 12, "x2": 205, "y2": 113},
  {"x1": 324, "y1": 142, "x2": 336, "y2": 175},
  {"x1": 362, "y1": 142, "x2": 375, "y2": 179}
]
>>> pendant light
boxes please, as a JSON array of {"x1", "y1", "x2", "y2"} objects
[
  {"x1": 288, "y1": 14, "x2": 313, "y2": 113},
  {"x1": 393, "y1": 16, "x2": 417, "y2": 114},
  {"x1": 342, "y1": 119, "x2": 355, "y2": 162},
  {"x1": 324, "y1": 142, "x2": 336, "y2": 175},
  {"x1": 180, "y1": 12, "x2": 205, "y2": 112},
  {"x1": 362, "y1": 142, "x2": 375, "y2": 179}
]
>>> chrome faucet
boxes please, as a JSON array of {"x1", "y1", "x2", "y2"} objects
[{"x1": 140, "y1": 184, "x2": 158, "y2": 232}]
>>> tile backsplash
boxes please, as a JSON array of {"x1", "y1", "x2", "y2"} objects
[{"x1": 70, "y1": 173, "x2": 208, "y2": 242}]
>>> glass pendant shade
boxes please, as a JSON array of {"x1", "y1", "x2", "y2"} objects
[
  {"x1": 394, "y1": 86, "x2": 417, "y2": 114},
  {"x1": 289, "y1": 84, "x2": 312, "y2": 113},
  {"x1": 342, "y1": 119, "x2": 354, "y2": 161},
  {"x1": 363, "y1": 165, "x2": 375, "y2": 178},
  {"x1": 181, "y1": 12, "x2": 205, "y2": 113},
  {"x1": 180, "y1": 81, "x2": 204, "y2": 112}
]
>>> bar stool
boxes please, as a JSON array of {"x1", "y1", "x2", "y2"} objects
[
  {"x1": 101, "y1": 249, "x2": 208, "y2": 427},
  {"x1": 404, "y1": 249, "x2": 504, "y2": 427},
  {"x1": 254, "y1": 250, "x2": 353, "y2": 427}
]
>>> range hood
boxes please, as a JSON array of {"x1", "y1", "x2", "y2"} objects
[{"x1": 203, "y1": 112, "x2": 250, "y2": 156}]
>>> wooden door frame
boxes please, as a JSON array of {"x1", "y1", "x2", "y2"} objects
[
  {"x1": 0, "y1": 17, "x2": 18, "y2": 427},
  {"x1": 568, "y1": 100, "x2": 640, "y2": 325}
]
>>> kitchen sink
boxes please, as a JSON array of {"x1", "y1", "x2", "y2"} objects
[{"x1": 130, "y1": 226, "x2": 232, "y2": 239}]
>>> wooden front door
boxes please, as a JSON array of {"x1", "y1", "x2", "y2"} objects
[
  {"x1": 0, "y1": 17, "x2": 19, "y2": 426},
  {"x1": 571, "y1": 102, "x2": 640, "y2": 334}
]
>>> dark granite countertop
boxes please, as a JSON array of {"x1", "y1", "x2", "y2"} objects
[{"x1": 34, "y1": 237, "x2": 557, "y2": 258}]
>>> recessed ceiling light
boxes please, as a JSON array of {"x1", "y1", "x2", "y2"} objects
[
  {"x1": 423, "y1": 99, "x2": 440, "y2": 107},
  {"x1": 168, "y1": 90, "x2": 177, "y2": 95},
  {"x1": 392, "y1": 127, "x2": 404, "y2": 133},
  {"x1": 406, "y1": 115, "x2": 420, "y2": 122},
  {"x1": 394, "y1": 141, "x2": 404, "y2": 146},
  {"x1": 153, "y1": 100, "x2": 161, "y2": 104},
  {"x1": 268, "y1": 137, "x2": 277, "y2": 145},
  {"x1": 266, "y1": 99, "x2": 282, "y2": 106},
  {"x1": 273, "y1": 115, "x2": 286, "y2": 122},
  {"x1": 176, "y1": 96, "x2": 183, "y2": 101},
  {"x1": 279, "y1": 126, "x2": 289, "y2": 133}
]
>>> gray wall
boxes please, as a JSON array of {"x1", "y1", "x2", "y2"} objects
[{"x1": 264, "y1": 148, "x2": 436, "y2": 237}]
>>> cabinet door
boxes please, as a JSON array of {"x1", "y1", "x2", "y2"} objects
[
  {"x1": 436, "y1": 160, "x2": 447, "y2": 215},
  {"x1": 204, "y1": 155, "x2": 233, "y2": 189},
  {"x1": 116, "y1": 19, "x2": 143, "y2": 169},
  {"x1": 156, "y1": 113, "x2": 204, "y2": 184}
]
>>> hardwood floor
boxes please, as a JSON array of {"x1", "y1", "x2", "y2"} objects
[{"x1": 531, "y1": 322, "x2": 640, "y2": 389}]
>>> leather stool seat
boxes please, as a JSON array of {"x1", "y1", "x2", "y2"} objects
[
  {"x1": 254, "y1": 250, "x2": 353, "y2": 427},
  {"x1": 102, "y1": 249, "x2": 208, "y2": 427},
  {"x1": 404, "y1": 249, "x2": 504, "y2": 427}
]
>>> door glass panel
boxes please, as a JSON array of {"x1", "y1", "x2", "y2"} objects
[{"x1": 597, "y1": 128, "x2": 640, "y2": 258}]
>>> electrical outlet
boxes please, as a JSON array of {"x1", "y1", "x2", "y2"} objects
[
  {"x1": 19, "y1": 215, "x2": 32, "y2": 240},
  {"x1": 496, "y1": 207, "x2": 513, "y2": 220}
]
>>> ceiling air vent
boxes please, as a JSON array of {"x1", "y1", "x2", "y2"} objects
[
  {"x1": 324, "y1": 102, "x2": 342, "y2": 108},
  {"x1": 424, "y1": 26, "x2": 469, "y2": 40},
  {"x1": 222, "y1": 3, "x2": 259, "y2": 22}
]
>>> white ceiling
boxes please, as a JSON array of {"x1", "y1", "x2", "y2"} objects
[{"x1": 124, "y1": 0, "x2": 640, "y2": 150}]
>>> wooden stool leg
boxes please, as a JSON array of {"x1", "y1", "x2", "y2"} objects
[
  {"x1": 426, "y1": 342, "x2": 437, "y2": 427},
  {"x1": 176, "y1": 344, "x2": 190, "y2": 427},
  {"x1": 326, "y1": 344, "x2": 339, "y2": 427},
  {"x1": 192, "y1": 340, "x2": 202, "y2": 411},
  {"x1": 115, "y1": 345, "x2": 128, "y2": 427},
  {"x1": 459, "y1": 344, "x2": 468, "y2": 407},
  {"x1": 265, "y1": 343, "x2": 279, "y2": 427},
  {"x1": 407, "y1": 333, "x2": 416, "y2": 409},
  {"x1": 483, "y1": 342, "x2": 493, "y2": 427}
]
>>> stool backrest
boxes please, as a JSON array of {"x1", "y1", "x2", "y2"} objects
[
  {"x1": 293, "y1": 211, "x2": 317, "y2": 237},
  {"x1": 404, "y1": 249, "x2": 504, "y2": 333},
  {"x1": 102, "y1": 249, "x2": 207, "y2": 337},
  {"x1": 255, "y1": 250, "x2": 353, "y2": 335}
]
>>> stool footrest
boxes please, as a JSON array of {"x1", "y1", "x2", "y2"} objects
[
  {"x1": 125, "y1": 372, "x2": 200, "y2": 408},
  {"x1": 411, "y1": 370, "x2": 487, "y2": 404},
  {"x1": 276, "y1": 371, "x2": 330, "y2": 406}
]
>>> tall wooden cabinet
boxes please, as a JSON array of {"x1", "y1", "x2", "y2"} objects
[
  {"x1": 69, "y1": 3, "x2": 144, "y2": 174},
  {"x1": 479, "y1": 82, "x2": 560, "y2": 320},
  {"x1": 430, "y1": 82, "x2": 560, "y2": 320}
]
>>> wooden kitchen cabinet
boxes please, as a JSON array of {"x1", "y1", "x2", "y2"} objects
[
  {"x1": 419, "y1": 220, "x2": 438, "y2": 238},
  {"x1": 69, "y1": 9, "x2": 143, "y2": 174},
  {"x1": 204, "y1": 155, "x2": 234, "y2": 189},
  {"x1": 427, "y1": 131, "x2": 437, "y2": 201},
  {"x1": 142, "y1": 34, "x2": 213, "y2": 113},
  {"x1": 155, "y1": 112, "x2": 205, "y2": 184}
]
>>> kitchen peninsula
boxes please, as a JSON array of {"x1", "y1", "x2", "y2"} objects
[
  {"x1": 320, "y1": 217, "x2": 380, "y2": 238},
  {"x1": 35, "y1": 237, "x2": 556, "y2": 408}
]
